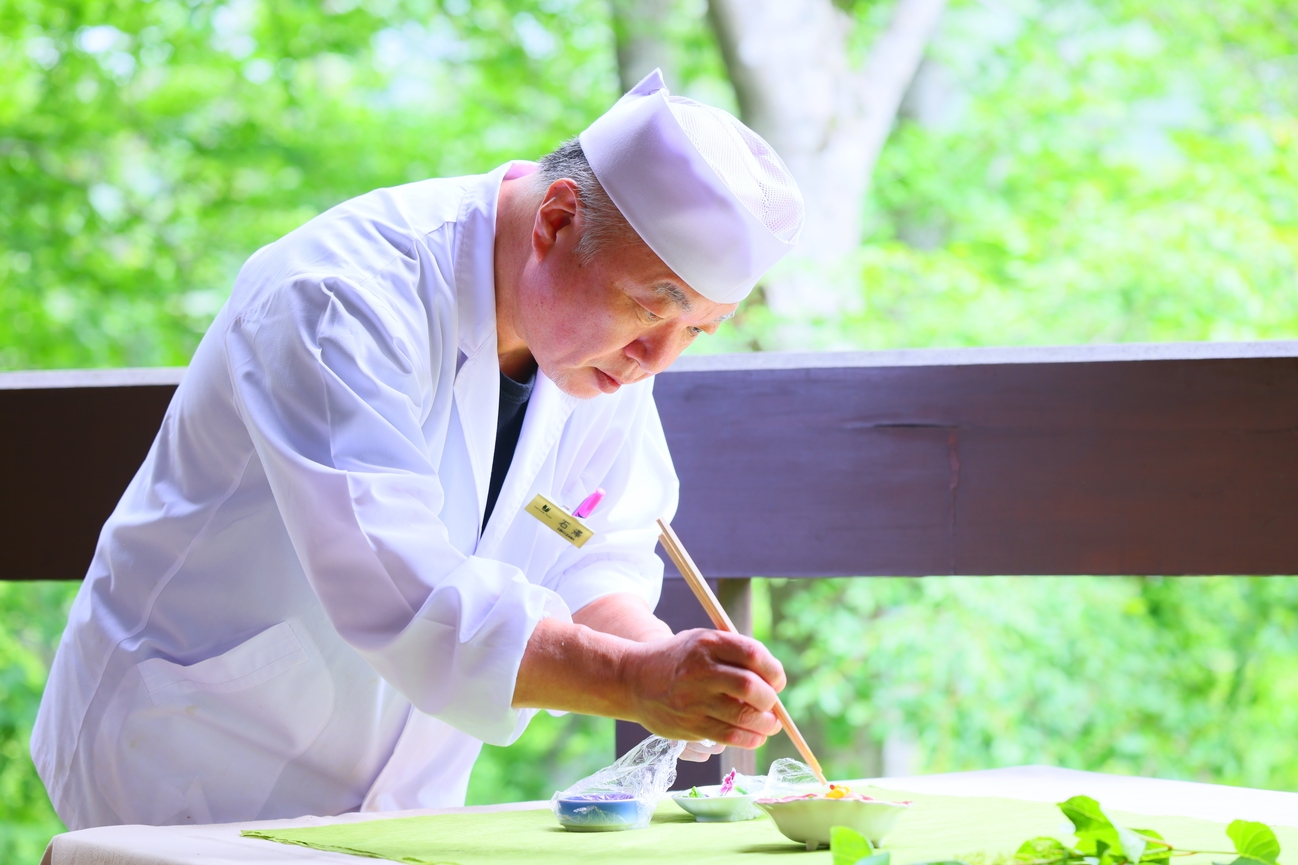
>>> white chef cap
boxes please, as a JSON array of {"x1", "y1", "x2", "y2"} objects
[{"x1": 579, "y1": 69, "x2": 804, "y2": 305}]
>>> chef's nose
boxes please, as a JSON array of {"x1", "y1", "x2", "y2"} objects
[{"x1": 626, "y1": 331, "x2": 676, "y2": 375}]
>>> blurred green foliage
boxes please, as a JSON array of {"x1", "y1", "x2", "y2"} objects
[
  {"x1": 843, "y1": 0, "x2": 1298, "y2": 348},
  {"x1": 0, "y1": 0, "x2": 621, "y2": 369},
  {"x1": 0, "y1": 582, "x2": 77, "y2": 863},
  {"x1": 757, "y1": 577, "x2": 1298, "y2": 788},
  {"x1": 465, "y1": 711, "x2": 613, "y2": 805},
  {"x1": 2, "y1": 0, "x2": 1298, "y2": 858}
]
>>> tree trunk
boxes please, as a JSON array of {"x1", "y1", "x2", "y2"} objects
[
  {"x1": 707, "y1": 0, "x2": 947, "y2": 343},
  {"x1": 609, "y1": 0, "x2": 677, "y2": 91}
]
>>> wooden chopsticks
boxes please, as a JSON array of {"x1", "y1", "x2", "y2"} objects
[{"x1": 656, "y1": 518, "x2": 828, "y2": 786}]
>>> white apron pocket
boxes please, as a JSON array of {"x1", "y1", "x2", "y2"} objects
[{"x1": 92, "y1": 620, "x2": 333, "y2": 825}]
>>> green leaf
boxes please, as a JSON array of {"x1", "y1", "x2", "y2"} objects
[
  {"x1": 1227, "y1": 821, "x2": 1281, "y2": 865},
  {"x1": 1060, "y1": 797, "x2": 1123, "y2": 860},
  {"x1": 1059, "y1": 796, "x2": 1149, "y2": 864},
  {"x1": 687, "y1": 787, "x2": 701, "y2": 798},
  {"x1": 832, "y1": 826, "x2": 875, "y2": 865},
  {"x1": 1016, "y1": 837, "x2": 1075, "y2": 865}
]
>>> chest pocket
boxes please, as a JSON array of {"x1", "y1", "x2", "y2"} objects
[{"x1": 92, "y1": 620, "x2": 334, "y2": 825}]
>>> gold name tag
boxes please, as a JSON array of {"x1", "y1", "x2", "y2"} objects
[{"x1": 524, "y1": 494, "x2": 595, "y2": 548}]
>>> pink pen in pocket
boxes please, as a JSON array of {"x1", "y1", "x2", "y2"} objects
[{"x1": 573, "y1": 488, "x2": 606, "y2": 519}]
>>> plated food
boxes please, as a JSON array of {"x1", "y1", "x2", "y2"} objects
[
  {"x1": 671, "y1": 771, "x2": 761, "y2": 822},
  {"x1": 756, "y1": 786, "x2": 911, "y2": 851}
]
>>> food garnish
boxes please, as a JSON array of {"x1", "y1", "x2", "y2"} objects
[{"x1": 757, "y1": 787, "x2": 912, "y2": 805}]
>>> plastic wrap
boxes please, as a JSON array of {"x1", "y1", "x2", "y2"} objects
[
  {"x1": 761, "y1": 757, "x2": 825, "y2": 798},
  {"x1": 551, "y1": 735, "x2": 687, "y2": 831}
]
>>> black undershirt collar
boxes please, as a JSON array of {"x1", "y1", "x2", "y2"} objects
[{"x1": 481, "y1": 369, "x2": 535, "y2": 531}]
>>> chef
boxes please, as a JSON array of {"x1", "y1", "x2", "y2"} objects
[{"x1": 32, "y1": 70, "x2": 806, "y2": 829}]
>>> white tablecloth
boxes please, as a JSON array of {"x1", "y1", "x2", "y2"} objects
[
  {"x1": 42, "y1": 766, "x2": 1298, "y2": 865},
  {"x1": 877, "y1": 766, "x2": 1298, "y2": 829}
]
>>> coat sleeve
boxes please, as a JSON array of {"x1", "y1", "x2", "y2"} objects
[{"x1": 224, "y1": 274, "x2": 567, "y2": 746}]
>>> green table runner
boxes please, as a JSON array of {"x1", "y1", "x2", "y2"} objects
[{"x1": 243, "y1": 787, "x2": 1298, "y2": 865}]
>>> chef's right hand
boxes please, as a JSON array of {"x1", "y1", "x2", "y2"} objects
[{"x1": 619, "y1": 628, "x2": 786, "y2": 749}]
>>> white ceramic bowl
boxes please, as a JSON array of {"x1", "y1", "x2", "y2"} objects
[
  {"x1": 755, "y1": 796, "x2": 910, "y2": 851},
  {"x1": 671, "y1": 785, "x2": 760, "y2": 822}
]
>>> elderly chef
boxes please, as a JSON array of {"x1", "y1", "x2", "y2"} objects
[{"x1": 33, "y1": 70, "x2": 806, "y2": 829}]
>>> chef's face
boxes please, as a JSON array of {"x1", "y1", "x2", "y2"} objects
[{"x1": 516, "y1": 180, "x2": 738, "y2": 399}]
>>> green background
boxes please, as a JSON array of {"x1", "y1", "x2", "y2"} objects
[{"x1": 2, "y1": 0, "x2": 1297, "y2": 861}]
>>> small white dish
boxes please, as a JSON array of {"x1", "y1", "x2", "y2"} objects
[
  {"x1": 755, "y1": 795, "x2": 910, "y2": 851},
  {"x1": 671, "y1": 784, "x2": 760, "y2": 822}
]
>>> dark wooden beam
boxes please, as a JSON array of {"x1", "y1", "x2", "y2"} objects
[
  {"x1": 0, "y1": 369, "x2": 184, "y2": 582},
  {"x1": 3, "y1": 341, "x2": 1297, "y2": 583},
  {"x1": 657, "y1": 342, "x2": 1298, "y2": 578}
]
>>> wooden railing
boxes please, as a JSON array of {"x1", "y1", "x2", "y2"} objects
[{"x1": 4, "y1": 342, "x2": 1298, "y2": 787}]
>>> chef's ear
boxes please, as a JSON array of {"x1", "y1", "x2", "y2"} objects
[{"x1": 533, "y1": 179, "x2": 581, "y2": 258}]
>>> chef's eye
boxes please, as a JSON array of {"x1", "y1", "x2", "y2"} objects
[{"x1": 688, "y1": 326, "x2": 704, "y2": 337}]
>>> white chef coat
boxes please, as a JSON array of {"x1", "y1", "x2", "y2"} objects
[{"x1": 31, "y1": 161, "x2": 679, "y2": 830}]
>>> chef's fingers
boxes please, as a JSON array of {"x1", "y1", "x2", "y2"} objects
[
  {"x1": 711, "y1": 666, "x2": 780, "y2": 713},
  {"x1": 679, "y1": 741, "x2": 723, "y2": 762},
  {"x1": 680, "y1": 739, "x2": 726, "y2": 762},
  {"x1": 651, "y1": 704, "x2": 777, "y2": 747},
  {"x1": 708, "y1": 634, "x2": 787, "y2": 692},
  {"x1": 695, "y1": 716, "x2": 772, "y2": 750},
  {"x1": 704, "y1": 694, "x2": 782, "y2": 738},
  {"x1": 685, "y1": 718, "x2": 757, "y2": 749}
]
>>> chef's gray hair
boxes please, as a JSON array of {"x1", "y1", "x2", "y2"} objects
[{"x1": 535, "y1": 138, "x2": 641, "y2": 263}]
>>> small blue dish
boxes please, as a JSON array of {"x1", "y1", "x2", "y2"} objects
[{"x1": 554, "y1": 793, "x2": 645, "y2": 832}]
